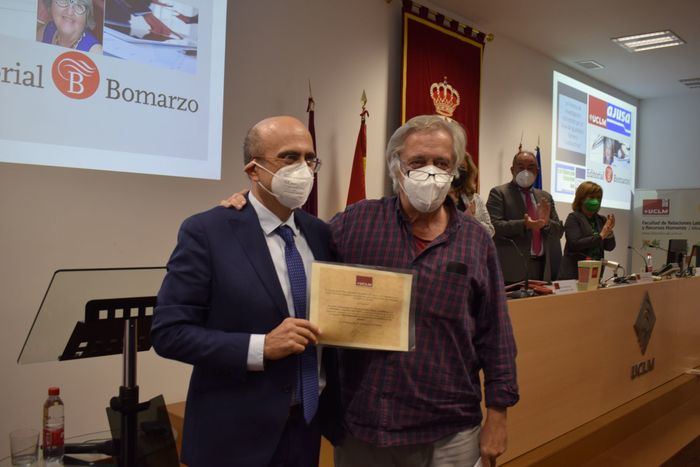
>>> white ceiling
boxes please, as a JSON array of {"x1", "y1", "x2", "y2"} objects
[{"x1": 431, "y1": 0, "x2": 700, "y2": 100}]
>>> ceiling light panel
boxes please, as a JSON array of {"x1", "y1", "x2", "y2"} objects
[{"x1": 612, "y1": 30, "x2": 685, "y2": 52}]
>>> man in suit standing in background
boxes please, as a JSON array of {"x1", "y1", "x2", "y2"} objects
[
  {"x1": 151, "y1": 116, "x2": 340, "y2": 467},
  {"x1": 486, "y1": 150, "x2": 564, "y2": 283}
]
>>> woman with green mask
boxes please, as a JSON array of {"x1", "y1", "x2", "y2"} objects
[{"x1": 558, "y1": 181, "x2": 616, "y2": 280}]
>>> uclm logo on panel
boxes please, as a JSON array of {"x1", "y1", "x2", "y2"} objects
[
  {"x1": 642, "y1": 199, "x2": 670, "y2": 215},
  {"x1": 51, "y1": 51, "x2": 100, "y2": 99}
]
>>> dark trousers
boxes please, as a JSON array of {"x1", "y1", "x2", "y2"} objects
[
  {"x1": 268, "y1": 405, "x2": 321, "y2": 467},
  {"x1": 527, "y1": 255, "x2": 546, "y2": 282},
  {"x1": 505, "y1": 256, "x2": 546, "y2": 286}
]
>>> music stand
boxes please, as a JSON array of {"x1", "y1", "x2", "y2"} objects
[{"x1": 18, "y1": 268, "x2": 177, "y2": 467}]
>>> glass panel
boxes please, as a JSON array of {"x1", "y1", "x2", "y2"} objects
[{"x1": 18, "y1": 268, "x2": 166, "y2": 364}]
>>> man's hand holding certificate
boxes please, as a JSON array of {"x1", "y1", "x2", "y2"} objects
[{"x1": 308, "y1": 262, "x2": 415, "y2": 351}]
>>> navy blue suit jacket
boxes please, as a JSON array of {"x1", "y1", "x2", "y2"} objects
[{"x1": 151, "y1": 204, "x2": 341, "y2": 467}]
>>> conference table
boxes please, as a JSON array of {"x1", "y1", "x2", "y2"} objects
[
  {"x1": 0, "y1": 431, "x2": 115, "y2": 467},
  {"x1": 502, "y1": 275, "x2": 700, "y2": 464},
  {"x1": 166, "y1": 276, "x2": 700, "y2": 466}
]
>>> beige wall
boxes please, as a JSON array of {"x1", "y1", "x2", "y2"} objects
[
  {"x1": 638, "y1": 93, "x2": 700, "y2": 190},
  {"x1": 0, "y1": 0, "x2": 643, "y2": 457},
  {"x1": 478, "y1": 32, "x2": 638, "y2": 270}
]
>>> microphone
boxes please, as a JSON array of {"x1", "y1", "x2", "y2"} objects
[
  {"x1": 601, "y1": 259, "x2": 621, "y2": 270},
  {"x1": 647, "y1": 243, "x2": 668, "y2": 252},
  {"x1": 628, "y1": 245, "x2": 647, "y2": 266}
]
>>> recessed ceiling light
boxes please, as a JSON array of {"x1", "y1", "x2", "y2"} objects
[
  {"x1": 612, "y1": 30, "x2": 685, "y2": 52},
  {"x1": 575, "y1": 59, "x2": 605, "y2": 70}
]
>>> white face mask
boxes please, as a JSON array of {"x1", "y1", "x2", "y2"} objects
[
  {"x1": 255, "y1": 161, "x2": 314, "y2": 209},
  {"x1": 515, "y1": 169, "x2": 536, "y2": 188},
  {"x1": 398, "y1": 164, "x2": 452, "y2": 213}
]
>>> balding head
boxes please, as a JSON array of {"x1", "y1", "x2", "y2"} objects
[
  {"x1": 510, "y1": 150, "x2": 540, "y2": 186},
  {"x1": 243, "y1": 116, "x2": 310, "y2": 165},
  {"x1": 511, "y1": 150, "x2": 537, "y2": 168}
]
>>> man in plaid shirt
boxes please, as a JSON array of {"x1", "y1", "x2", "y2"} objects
[
  {"x1": 223, "y1": 115, "x2": 518, "y2": 466},
  {"x1": 331, "y1": 115, "x2": 518, "y2": 467}
]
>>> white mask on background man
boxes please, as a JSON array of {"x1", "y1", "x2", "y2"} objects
[
  {"x1": 255, "y1": 161, "x2": 314, "y2": 209},
  {"x1": 399, "y1": 165, "x2": 452, "y2": 213},
  {"x1": 515, "y1": 170, "x2": 536, "y2": 189}
]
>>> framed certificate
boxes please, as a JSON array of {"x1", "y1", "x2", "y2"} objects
[{"x1": 308, "y1": 261, "x2": 415, "y2": 351}]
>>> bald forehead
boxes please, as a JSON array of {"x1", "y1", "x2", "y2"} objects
[
  {"x1": 254, "y1": 116, "x2": 307, "y2": 137},
  {"x1": 512, "y1": 151, "x2": 537, "y2": 167}
]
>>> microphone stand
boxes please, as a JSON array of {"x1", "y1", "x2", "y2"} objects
[
  {"x1": 502, "y1": 237, "x2": 536, "y2": 299},
  {"x1": 628, "y1": 245, "x2": 648, "y2": 271}
]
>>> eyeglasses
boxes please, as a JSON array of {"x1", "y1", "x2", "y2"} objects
[
  {"x1": 256, "y1": 156, "x2": 322, "y2": 174},
  {"x1": 405, "y1": 167, "x2": 454, "y2": 183},
  {"x1": 304, "y1": 158, "x2": 322, "y2": 173},
  {"x1": 54, "y1": 0, "x2": 87, "y2": 16}
]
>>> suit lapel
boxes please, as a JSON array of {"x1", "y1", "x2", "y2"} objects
[
  {"x1": 294, "y1": 210, "x2": 326, "y2": 261},
  {"x1": 508, "y1": 183, "x2": 528, "y2": 216},
  {"x1": 532, "y1": 188, "x2": 542, "y2": 205},
  {"x1": 228, "y1": 205, "x2": 288, "y2": 318}
]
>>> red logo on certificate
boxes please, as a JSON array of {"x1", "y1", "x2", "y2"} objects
[{"x1": 355, "y1": 276, "x2": 373, "y2": 287}]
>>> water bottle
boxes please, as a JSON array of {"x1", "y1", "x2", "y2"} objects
[
  {"x1": 42, "y1": 387, "x2": 64, "y2": 461},
  {"x1": 645, "y1": 253, "x2": 653, "y2": 273}
]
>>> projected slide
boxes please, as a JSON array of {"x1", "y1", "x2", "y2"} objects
[
  {"x1": 0, "y1": 0, "x2": 226, "y2": 179},
  {"x1": 551, "y1": 72, "x2": 637, "y2": 210}
]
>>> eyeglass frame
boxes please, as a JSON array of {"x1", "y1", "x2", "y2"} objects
[
  {"x1": 53, "y1": 0, "x2": 88, "y2": 16},
  {"x1": 401, "y1": 162, "x2": 454, "y2": 183},
  {"x1": 254, "y1": 152, "x2": 322, "y2": 174}
]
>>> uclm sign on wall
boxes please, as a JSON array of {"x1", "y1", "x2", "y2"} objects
[{"x1": 642, "y1": 199, "x2": 670, "y2": 216}]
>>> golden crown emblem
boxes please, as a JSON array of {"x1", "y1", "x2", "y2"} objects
[{"x1": 430, "y1": 77, "x2": 460, "y2": 118}]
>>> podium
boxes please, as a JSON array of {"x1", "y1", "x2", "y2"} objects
[{"x1": 18, "y1": 268, "x2": 179, "y2": 467}]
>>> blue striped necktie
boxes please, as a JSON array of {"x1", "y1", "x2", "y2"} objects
[{"x1": 275, "y1": 224, "x2": 319, "y2": 424}]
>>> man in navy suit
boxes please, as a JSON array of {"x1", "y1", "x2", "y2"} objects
[{"x1": 152, "y1": 116, "x2": 341, "y2": 467}]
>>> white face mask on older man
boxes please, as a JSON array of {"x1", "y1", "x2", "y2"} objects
[
  {"x1": 399, "y1": 165, "x2": 453, "y2": 213},
  {"x1": 514, "y1": 169, "x2": 536, "y2": 189}
]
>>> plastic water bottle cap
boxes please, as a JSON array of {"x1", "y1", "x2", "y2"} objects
[{"x1": 48, "y1": 387, "x2": 60, "y2": 396}]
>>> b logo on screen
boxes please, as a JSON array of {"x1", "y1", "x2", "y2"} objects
[
  {"x1": 51, "y1": 51, "x2": 100, "y2": 99},
  {"x1": 642, "y1": 199, "x2": 670, "y2": 215}
]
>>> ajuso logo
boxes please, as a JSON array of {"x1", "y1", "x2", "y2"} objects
[{"x1": 51, "y1": 51, "x2": 100, "y2": 99}]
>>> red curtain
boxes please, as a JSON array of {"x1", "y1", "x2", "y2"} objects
[{"x1": 401, "y1": 9, "x2": 484, "y2": 168}]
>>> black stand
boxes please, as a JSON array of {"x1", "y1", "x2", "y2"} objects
[
  {"x1": 501, "y1": 237, "x2": 537, "y2": 299},
  {"x1": 60, "y1": 297, "x2": 156, "y2": 467}
]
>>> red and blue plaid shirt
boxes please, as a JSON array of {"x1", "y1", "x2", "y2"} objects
[{"x1": 330, "y1": 196, "x2": 519, "y2": 447}]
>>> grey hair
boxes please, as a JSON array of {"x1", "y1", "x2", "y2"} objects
[
  {"x1": 45, "y1": 0, "x2": 96, "y2": 30},
  {"x1": 385, "y1": 115, "x2": 467, "y2": 192}
]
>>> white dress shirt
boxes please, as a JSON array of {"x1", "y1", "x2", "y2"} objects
[{"x1": 245, "y1": 193, "x2": 324, "y2": 392}]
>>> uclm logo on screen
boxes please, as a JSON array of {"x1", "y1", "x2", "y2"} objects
[
  {"x1": 588, "y1": 96, "x2": 608, "y2": 128},
  {"x1": 588, "y1": 96, "x2": 632, "y2": 137},
  {"x1": 642, "y1": 199, "x2": 670, "y2": 215},
  {"x1": 51, "y1": 51, "x2": 100, "y2": 99}
]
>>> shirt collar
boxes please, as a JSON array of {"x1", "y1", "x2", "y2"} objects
[
  {"x1": 511, "y1": 180, "x2": 535, "y2": 193},
  {"x1": 248, "y1": 191, "x2": 300, "y2": 237},
  {"x1": 392, "y1": 195, "x2": 462, "y2": 236}
]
